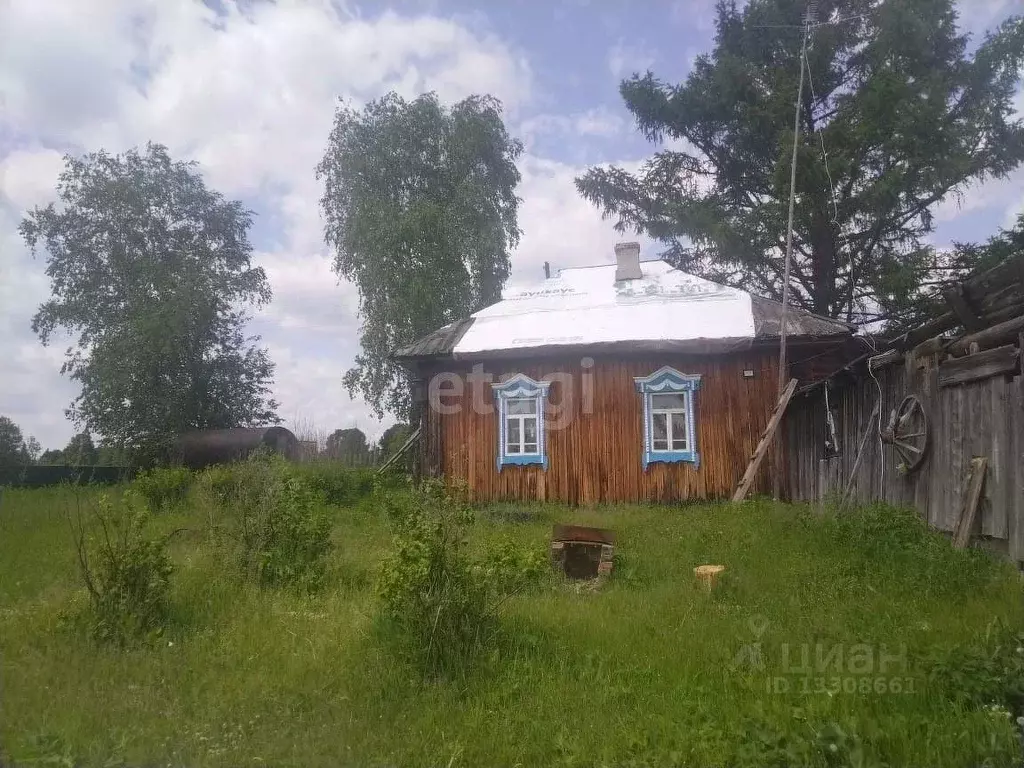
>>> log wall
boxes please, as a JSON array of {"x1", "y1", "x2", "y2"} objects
[
  {"x1": 785, "y1": 361, "x2": 1024, "y2": 560},
  {"x1": 423, "y1": 352, "x2": 781, "y2": 504}
]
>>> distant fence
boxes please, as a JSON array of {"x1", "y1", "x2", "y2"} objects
[{"x1": 0, "y1": 465, "x2": 137, "y2": 488}]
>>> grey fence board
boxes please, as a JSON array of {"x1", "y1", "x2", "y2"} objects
[{"x1": 786, "y1": 362, "x2": 1024, "y2": 559}]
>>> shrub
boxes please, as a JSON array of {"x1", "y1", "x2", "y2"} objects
[
  {"x1": 200, "y1": 457, "x2": 332, "y2": 592},
  {"x1": 132, "y1": 466, "x2": 193, "y2": 512},
  {"x1": 818, "y1": 502, "x2": 1003, "y2": 595},
  {"x1": 376, "y1": 479, "x2": 545, "y2": 677},
  {"x1": 65, "y1": 490, "x2": 174, "y2": 646},
  {"x1": 924, "y1": 624, "x2": 1024, "y2": 717},
  {"x1": 292, "y1": 462, "x2": 377, "y2": 506}
]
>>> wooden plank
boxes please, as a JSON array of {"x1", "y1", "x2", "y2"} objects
[
  {"x1": 913, "y1": 366, "x2": 935, "y2": 520},
  {"x1": 952, "y1": 457, "x2": 988, "y2": 548},
  {"x1": 964, "y1": 254, "x2": 1024, "y2": 310},
  {"x1": 911, "y1": 335, "x2": 947, "y2": 362},
  {"x1": 817, "y1": 457, "x2": 841, "y2": 510},
  {"x1": 839, "y1": 400, "x2": 881, "y2": 511},
  {"x1": 732, "y1": 378, "x2": 798, "y2": 502},
  {"x1": 946, "y1": 386, "x2": 965, "y2": 532},
  {"x1": 552, "y1": 524, "x2": 615, "y2": 545},
  {"x1": 946, "y1": 314, "x2": 1024, "y2": 357},
  {"x1": 1010, "y1": 372, "x2": 1024, "y2": 561},
  {"x1": 938, "y1": 345, "x2": 1019, "y2": 387},
  {"x1": 985, "y1": 377, "x2": 1009, "y2": 539},
  {"x1": 377, "y1": 426, "x2": 421, "y2": 475},
  {"x1": 890, "y1": 311, "x2": 958, "y2": 352},
  {"x1": 436, "y1": 353, "x2": 783, "y2": 504},
  {"x1": 868, "y1": 349, "x2": 903, "y2": 369},
  {"x1": 943, "y1": 284, "x2": 985, "y2": 332}
]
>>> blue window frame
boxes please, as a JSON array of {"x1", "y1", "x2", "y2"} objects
[
  {"x1": 492, "y1": 373, "x2": 551, "y2": 470},
  {"x1": 634, "y1": 367, "x2": 701, "y2": 470}
]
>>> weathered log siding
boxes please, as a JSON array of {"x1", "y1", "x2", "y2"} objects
[
  {"x1": 425, "y1": 352, "x2": 781, "y2": 504},
  {"x1": 785, "y1": 363, "x2": 1024, "y2": 560}
]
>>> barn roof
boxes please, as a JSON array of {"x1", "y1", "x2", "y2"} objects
[{"x1": 397, "y1": 259, "x2": 853, "y2": 361}]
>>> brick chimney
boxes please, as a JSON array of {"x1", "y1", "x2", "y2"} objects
[{"x1": 614, "y1": 242, "x2": 642, "y2": 281}]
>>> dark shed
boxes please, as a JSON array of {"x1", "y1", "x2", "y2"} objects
[{"x1": 175, "y1": 427, "x2": 300, "y2": 469}]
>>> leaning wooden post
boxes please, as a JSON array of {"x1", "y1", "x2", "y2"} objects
[
  {"x1": 838, "y1": 401, "x2": 881, "y2": 512},
  {"x1": 952, "y1": 456, "x2": 988, "y2": 549},
  {"x1": 733, "y1": 378, "x2": 798, "y2": 502}
]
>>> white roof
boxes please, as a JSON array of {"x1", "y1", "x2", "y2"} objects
[{"x1": 453, "y1": 260, "x2": 756, "y2": 356}]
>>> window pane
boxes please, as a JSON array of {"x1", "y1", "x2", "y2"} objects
[
  {"x1": 652, "y1": 412, "x2": 668, "y2": 439},
  {"x1": 652, "y1": 393, "x2": 687, "y2": 410},
  {"x1": 524, "y1": 417, "x2": 537, "y2": 443},
  {"x1": 507, "y1": 443, "x2": 522, "y2": 454},
  {"x1": 507, "y1": 398, "x2": 537, "y2": 415},
  {"x1": 523, "y1": 443, "x2": 538, "y2": 454},
  {"x1": 671, "y1": 412, "x2": 688, "y2": 450},
  {"x1": 507, "y1": 417, "x2": 520, "y2": 447},
  {"x1": 652, "y1": 412, "x2": 668, "y2": 450}
]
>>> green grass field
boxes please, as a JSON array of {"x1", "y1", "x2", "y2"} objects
[{"x1": 2, "y1": 482, "x2": 1023, "y2": 767}]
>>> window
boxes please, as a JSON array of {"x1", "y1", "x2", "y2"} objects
[
  {"x1": 634, "y1": 367, "x2": 701, "y2": 469},
  {"x1": 492, "y1": 374, "x2": 551, "y2": 469}
]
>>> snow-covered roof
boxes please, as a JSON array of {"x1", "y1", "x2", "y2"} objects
[{"x1": 397, "y1": 259, "x2": 853, "y2": 360}]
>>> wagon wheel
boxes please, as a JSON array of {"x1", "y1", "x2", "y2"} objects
[{"x1": 881, "y1": 394, "x2": 929, "y2": 474}]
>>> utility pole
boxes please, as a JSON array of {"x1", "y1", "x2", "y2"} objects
[
  {"x1": 773, "y1": 4, "x2": 814, "y2": 501},
  {"x1": 777, "y1": 7, "x2": 813, "y2": 398}
]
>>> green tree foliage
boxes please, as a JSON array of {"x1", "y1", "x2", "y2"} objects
[
  {"x1": 325, "y1": 427, "x2": 369, "y2": 465},
  {"x1": 952, "y1": 212, "x2": 1024, "y2": 275},
  {"x1": 38, "y1": 449, "x2": 64, "y2": 465},
  {"x1": 63, "y1": 432, "x2": 98, "y2": 467},
  {"x1": 23, "y1": 437, "x2": 41, "y2": 464},
  {"x1": 905, "y1": 212, "x2": 1024, "y2": 326},
  {"x1": 576, "y1": 0, "x2": 1024, "y2": 326},
  {"x1": 318, "y1": 92, "x2": 523, "y2": 418},
  {"x1": 380, "y1": 422, "x2": 412, "y2": 456},
  {"x1": 21, "y1": 144, "x2": 279, "y2": 463},
  {"x1": 96, "y1": 443, "x2": 129, "y2": 466},
  {"x1": 0, "y1": 416, "x2": 31, "y2": 465}
]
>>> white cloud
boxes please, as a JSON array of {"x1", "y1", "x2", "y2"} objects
[
  {"x1": 0, "y1": 148, "x2": 66, "y2": 212},
  {"x1": 509, "y1": 154, "x2": 649, "y2": 288},
  {"x1": 0, "y1": 0, "x2": 535, "y2": 449},
  {"x1": 607, "y1": 39, "x2": 655, "y2": 80},
  {"x1": 518, "y1": 106, "x2": 628, "y2": 146},
  {"x1": 1, "y1": 0, "x2": 1019, "y2": 453}
]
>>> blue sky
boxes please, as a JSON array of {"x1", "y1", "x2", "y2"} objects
[{"x1": 1, "y1": 0, "x2": 1022, "y2": 451}]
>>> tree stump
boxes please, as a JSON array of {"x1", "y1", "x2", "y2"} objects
[{"x1": 694, "y1": 564, "x2": 725, "y2": 591}]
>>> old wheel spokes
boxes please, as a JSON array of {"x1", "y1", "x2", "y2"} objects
[{"x1": 883, "y1": 394, "x2": 930, "y2": 474}]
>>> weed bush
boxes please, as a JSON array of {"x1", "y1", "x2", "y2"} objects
[
  {"x1": 199, "y1": 457, "x2": 332, "y2": 592},
  {"x1": 65, "y1": 490, "x2": 174, "y2": 646},
  {"x1": 292, "y1": 463, "x2": 377, "y2": 506},
  {"x1": 132, "y1": 466, "x2": 193, "y2": 512},
  {"x1": 377, "y1": 479, "x2": 545, "y2": 677},
  {"x1": 924, "y1": 623, "x2": 1024, "y2": 717},
  {"x1": 818, "y1": 502, "x2": 1003, "y2": 595}
]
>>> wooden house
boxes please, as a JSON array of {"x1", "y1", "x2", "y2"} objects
[{"x1": 397, "y1": 243, "x2": 853, "y2": 504}]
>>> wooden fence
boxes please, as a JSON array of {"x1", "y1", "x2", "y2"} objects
[{"x1": 784, "y1": 360, "x2": 1024, "y2": 561}]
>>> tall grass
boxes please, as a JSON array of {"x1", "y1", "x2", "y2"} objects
[{"x1": 1, "y1": 484, "x2": 1022, "y2": 767}]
